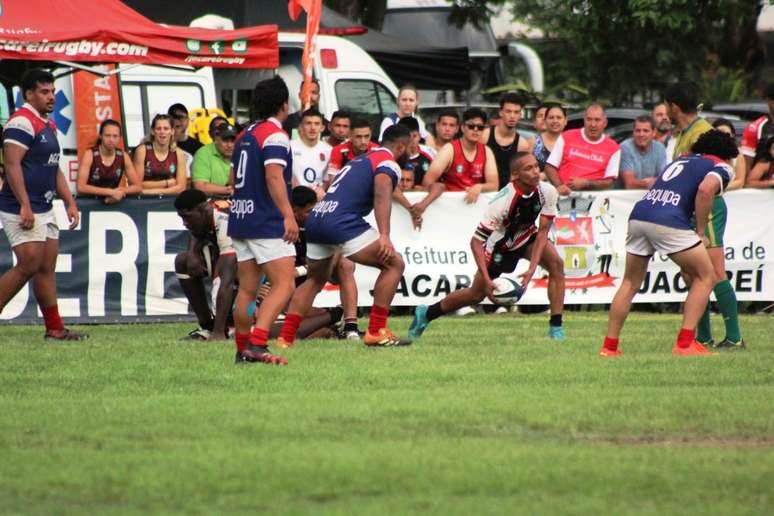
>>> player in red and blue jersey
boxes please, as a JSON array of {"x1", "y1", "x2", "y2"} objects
[
  {"x1": 227, "y1": 76, "x2": 298, "y2": 366},
  {"x1": 276, "y1": 124, "x2": 413, "y2": 348},
  {"x1": 0, "y1": 69, "x2": 86, "y2": 340},
  {"x1": 601, "y1": 129, "x2": 739, "y2": 357}
]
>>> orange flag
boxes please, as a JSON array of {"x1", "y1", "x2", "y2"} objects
[{"x1": 288, "y1": 0, "x2": 321, "y2": 109}]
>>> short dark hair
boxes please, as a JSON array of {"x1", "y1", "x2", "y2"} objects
[
  {"x1": 331, "y1": 110, "x2": 351, "y2": 122},
  {"x1": 499, "y1": 92, "x2": 526, "y2": 109},
  {"x1": 351, "y1": 118, "x2": 371, "y2": 131},
  {"x1": 300, "y1": 108, "x2": 324, "y2": 122},
  {"x1": 764, "y1": 83, "x2": 774, "y2": 100},
  {"x1": 298, "y1": 78, "x2": 319, "y2": 93},
  {"x1": 382, "y1": 124, "x2": 411, "y2": 145},
  {"x1": 712, "y1": 117, "x2": 736, "y2": 136},
  {"x1": 435, "y1": 108, "x2": 459, "y2": 123},
  {"x1": 544, "y1": 102, "x2": 566, "y2": 118},
  {"x1": 634, "y1": 115, "x2": 655, "y2": 129},
  {"x1": 397, "y1": 116, "x2": 420, "y2": 133},
  {"x1": 292, "y1": 185, "x2": 318, "y2": 207},
  {"x1": 251, "y1": 76, "x2": 289, "y2": 120},
  {"x1": 690, "y1": 129, "x2": 739, "y2": 160},
  {"x1": 21, "y1": 68, "x2": 54, "y2": 95},
  {"x1": 508, "y1": 151, "x2": 533, "y2": 172},
  {"x1": 664, "y1": 83, "x2": 699, "y2": 114},
  {"x1": 167, "y1": 103, "x2": 188, "y2": 119},
  {"x1": 174, "y1": 188, "x2": 207, "y2": 212},
  {"x1": 462, "y1": 107, "x2": 487, "y2": 124}
]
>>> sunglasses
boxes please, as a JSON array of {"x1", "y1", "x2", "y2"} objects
[{"x1": 465, "y1": 123, "x2": 486, "y2": 131}]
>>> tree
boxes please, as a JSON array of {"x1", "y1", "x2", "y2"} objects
[{"x1": 448, "y1": 0, "x2": 769, "y2": 104}]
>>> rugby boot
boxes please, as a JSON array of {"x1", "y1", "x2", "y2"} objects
[
  {"x1": 242, "y1": 344, "x2": 288, "y2": 365},
  {"x1": 364, "y1": 327, "x2": 412, "y2": 347},
  {"x1": 408, "y1": 305, "x2": 430, "y2": 341},
  {"x1": 44, "y1": 328, "x2": 89, "y2": 341},
  {"x1": 672, "y1": 341, "x2": 717, "y2": 356}
]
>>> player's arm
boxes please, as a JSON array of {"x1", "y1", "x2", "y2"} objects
[
  {"x1": 373, "y1": 172, "x2": 397, "y2": 263},
  {"x1": 2, "y1": 142, "x2": 34, "y2": 227},
  {"x1": 212, "y1": 254, "x2": 237, "y2": 339},
  {"x1": 465, "y1": 146, "x2": 500, "y2": 204},
  {"x1": 414, "y1": 143, "x2": 451, "y2": 215},
  {"x1": 265, "y1": 163, "x2": 298, "y2": 243},
  {"x1": 521, "y1": 215, "x2": 552, "y2": 289},
  {"x1": 745, "y1": 160, "x2": 774, "y2": 189},
  {"x1": 123, "y1": 155, "x2": 143, "y2": 196},
  {"x1": 469, "y1": 237, "x2": 496, "y2": 303},
  {"x1": 55, "y1": 167, "x2": 80, "y2": 230},
  {"x1": 727, "y1": 155, "x2": 747, "y2": 190}
]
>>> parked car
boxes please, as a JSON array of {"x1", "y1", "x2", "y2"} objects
[{"x1": 709, "y1": 102, "x2": 768, "y2": 121}]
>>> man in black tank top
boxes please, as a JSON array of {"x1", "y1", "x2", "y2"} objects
[{"x1": 483, "y1": 92, "x2": 531, "y2": 189}]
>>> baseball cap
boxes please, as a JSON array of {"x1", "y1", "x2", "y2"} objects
[{"x1": 213, "y1": 123, "x2": 237, "y2": 138}]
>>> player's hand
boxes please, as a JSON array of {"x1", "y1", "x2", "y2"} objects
[
  {"x1": 410, "y1": 202, "x2": 426, "y2": 219},
  {"x1": 315, "y1": 187, "x2": 326, "y2": 201},
  {"x1": 484, "y1": 278, "x2": 497, "y2": 304},
  {"x1": 411, "y1": 213, "x2": 423, "y2": 231},
  {"x1": 257, "y1": 283, "x2": 272, "y2": 302},
  {"x1": 283, "y1": 215, "x2": 299, "y2": 243},
  {"x1": 19, "y1": 204, "x2": 34, "y2": 230},
  {"x1": 518, "y1": 267, "x2": 536, "y2": 291},
  {"x1": 110, "y1": 188, "x2": 126, "y2": 203},
  {"x1": 377, "y1": 234, "x2": 396, "y2": 264},
  {"x1": 567, "y1": 177, "x2": 587, "y2": 191},
  {"x1": 557, "y1": 184, "x2": 571, "y2": 196},
  {"x1": 464, "y1": 184, "x2": 483, "y2": 204},
  {"x1": 66, "y1": 202, "x2": 79, "y2": 230}
]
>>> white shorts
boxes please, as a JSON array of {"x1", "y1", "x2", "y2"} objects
[
  {"x1": 0, "y1": 209, "x2": 59, "y2": 248},
  {"x1": 306, "y1": 227, "x2": 380, "y2": 260},
  {"x1": 233, "y1": 238, "x2": 295, "y2": 264},
  {"x1": 626, "y1": 220, "x2": 701, "y2": 257}
]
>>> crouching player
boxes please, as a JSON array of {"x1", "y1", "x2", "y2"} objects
[
  {"x1": 174, "y1": 189, "x2": 236, "y2": 340},
  {"x1": 409, "y1": 152, "x2": 566, "y2": 340},
  {"x1": 600, "y1": 129, "x2": 738, "y2": 356},
  {"x1": 276, "y1": 125, "x2": 413, "y2": 348}
]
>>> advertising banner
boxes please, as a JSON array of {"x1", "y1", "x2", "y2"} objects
[{"x1": 1, "y1": 190, "x2": 772, "y2": 324}]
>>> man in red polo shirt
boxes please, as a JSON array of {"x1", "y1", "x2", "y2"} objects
[
  {"x1": 545, "y1": 103, "x2": 621, "y2": 195},
  {"x1": 324, "y1": 118, "x2": 378, "y2": 188}
]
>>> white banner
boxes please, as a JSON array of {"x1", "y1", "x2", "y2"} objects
[{"x1": 314, "y1": 189, "x2": 774, "y2": 307}]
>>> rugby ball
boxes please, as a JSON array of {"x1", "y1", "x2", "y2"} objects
[{"x1": 492, "y1": 277, "x2": 525, "y2": 305}]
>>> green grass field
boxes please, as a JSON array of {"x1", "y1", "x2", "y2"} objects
[{"x1": 1, "y1": 313, "x2": 772, "y2": 515}]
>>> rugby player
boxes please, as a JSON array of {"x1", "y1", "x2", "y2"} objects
[
  {"x1": 409, "y1": 152, "x2": 566, "y2": 341},
  {"x1": 665, "y1": 84, "x2": 745, "y2": 349},
  {"x1": 0, "y1": 69, "x2": 87, "y2": 340},
  {"x1": 600, "y1": 129, "x2": 739, "y2": 356},
  {"x1": 174, "y1": 189, "x2": 236, "y2": 341},
  {"x1": 275, "y1": 125, "x2": 413, "y2": 348},
  {"x1": 290, "y1": 108, "x2": 332, "y2": 200},
  {"x1": 228, "y1": 76, "x2": 298, "y2": 366}
]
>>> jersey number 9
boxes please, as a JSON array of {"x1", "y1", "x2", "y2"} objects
[{"x1": 234, "y1": 150, "x2": 248, "y2": 189}]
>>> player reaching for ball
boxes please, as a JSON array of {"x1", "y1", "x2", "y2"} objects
[
  {"x1": 409, "y1": 152, "x2": 566, "y2": 341},
  {"x1": 600, "y1": 129, "x2": 738, "y2": 357},
  {"x1": 274, "y1": 124, "x2": 414, "y2": 348}
]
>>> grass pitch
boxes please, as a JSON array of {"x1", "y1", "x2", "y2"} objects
[{"x1": 0, "y1": 313, "x2": 772, "y2": 515}]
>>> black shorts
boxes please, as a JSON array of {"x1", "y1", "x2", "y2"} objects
[{"x1": 486, "y1": 235, "x2": 536, "y2": 279}]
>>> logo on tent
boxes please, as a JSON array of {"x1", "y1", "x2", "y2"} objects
[
  {"x1": 185, "y1": 40, "x2": 201, "y2": 53},
  {"x1": 209, "y1": 41, "x2": 225, "y2": 54},
  {"x1": 231, "y1": 39, "x2": 247, "y2": 53}
]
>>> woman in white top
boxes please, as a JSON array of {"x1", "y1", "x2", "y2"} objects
[{"x1": 379, "y1": 84, "x2": 435, "y2": 147}]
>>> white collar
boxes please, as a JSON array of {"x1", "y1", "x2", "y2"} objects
[
  {"x1": 580, "y1": 129, "x2": 605, "y2": 145},
  {"x1": 268, "y1": 117, "x2": 282, "y2": 128}
]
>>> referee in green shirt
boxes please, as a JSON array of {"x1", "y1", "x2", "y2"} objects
[{"x1": 192, "y1": 119, "x2": 236, "y2": 198}]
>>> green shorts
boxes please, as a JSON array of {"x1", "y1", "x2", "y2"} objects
[{"x1": 692, "y1": 196, "x2": 727, "y2": 248}]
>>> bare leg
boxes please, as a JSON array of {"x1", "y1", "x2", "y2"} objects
[
  {"x1": 337, "y1": 257, "x2": 358, "y2": 322},
  {"x1": 286, "y1": 257, "x2": 336, "y2": 318},
  {"x1": 175, "y1": 252, "x2": 213, "y2": 330},
  {"x1": 255, "y1": 256, "x2": 296, "y2": 332},
  {"x1": 439, "y1": 271, "x2": 488, "y2": 313},
  {"x1": 31, "y1": 238, "x2": 59, "y2": 308},
  {"x1": 0, "y1": 241, "x2": 43, "y2": 312},
  {"x1": 234, "y1": 260, "x2": 261, "y2": 336},
  {"x1": 347, "y1": 242, "x2": 405, "y2": 308},
  {"x1": 670, "y1": 245, "x2": 715, "y2": 331}
]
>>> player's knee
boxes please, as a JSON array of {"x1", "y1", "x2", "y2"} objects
[
  {"x1": 547, "y1": 255, "x2": 564, "y2": 278},
  {"x1": 16, "y1": 255, "x2": 41, "y2": 277},
  {"x1": 337, "y1": 258, "x2": 355, "y2": 276},
  {"x1": 391, "y1": 254, "x2": 406, "y2": 274}
]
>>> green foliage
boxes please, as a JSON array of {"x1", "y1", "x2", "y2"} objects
[{"x1": 1, "y1": 314, "x2": 773, "y2": 513}]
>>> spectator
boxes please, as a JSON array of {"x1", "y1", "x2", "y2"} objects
[
  {"x1": 712, "y1": 118, "x2": 746, "y2": 189},
  {"x1": 283, "y1": 78, "x2": 327, "y2": 139},
  {"x1": 544, "y1": 103, "x2": 621, "y2": 194},
  {"x1": 740, "y1": 83, "x2": 774, "y2": 175},
  {"x1": 168, "y1": 103, "x2": 202, "y2": 170},
  {"x1": 416, "y1": 107, "x2": 498, "y2": 213},
  {"x1": 399, "y1": 169, "x2": 416, "y2": 191},
  {"x1": 290, "y1": 108, "x2": 332, "y2": 200},
  {"x1": 133, "y1": 114, "x2": 187, "y2": 196},
  {"x1": 482, "y1": 92, "x2": 531, "y2": 189},
  {"x1": 533, "y1": 103, "x2": 548, "y2": 133},
  {"x1": 664, "y1": 82, "x2": 712, "y2": 160},
  {"x1": 398, "y1": 116, "x2": 435, "y2": 185},
  {"x1": 531, "y1": 103, "x2": 567, "y2": 172},
  {"x1": 488, "y1": 109, "x2": 500, "y2": 128},
  {"x1": 325, "y1": 110, "x2": 350, "y2": 147},
  {"x1": 618, "y1": 115, "x2": 667, "y2": 189},
  {"x1": 746, "y1": 135, "x2": 774, "y2": 188},
  {"x1": 430, "y1": 108, "x2": 460, "y2": 155},
  {"x1": 652, "y1": 102, "x2": 672, "y2": 146},
  {"x1": 325, "y1": 118, "x2": 378, "y2": 185},
  {"x1": 379, "y1": 84, "x2": 434, "y2": 147},
  {"x1": 191, "y1": 118, "x2": 236, "y2": 198},
  {"x1": 76, "y1": 119, "x2": 142, "y2": 203}
]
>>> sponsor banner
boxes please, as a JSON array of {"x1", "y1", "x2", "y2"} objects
[
  {"x1": 73, "y1": 64, "x2": 123, "y2": 159},
  {"x1": 1, "y1": 190, "x2": 772, "y2": 324}
]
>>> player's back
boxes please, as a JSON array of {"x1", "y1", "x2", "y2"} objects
[
  {"x1": 228, "y1": 119, "x2": 292, "y2": 239},
  {"x1": 629, "y1": 154, "x2": 732, "y2": 230},
  {"x1": 306, "y1": 148, "x2": 399, "y2": 244}
]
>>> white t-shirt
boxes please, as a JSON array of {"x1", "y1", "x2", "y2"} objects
[
  {"x1": 290, "y1": 138, "x2": 332, "y2": 187},
  {"x1": 379, "y1": 113, "x2": 430, "y2": 141}
]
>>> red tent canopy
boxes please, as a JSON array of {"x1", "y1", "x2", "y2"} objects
[{"x1": 0, "y1": 0, "x2": 278, "y2": 68}]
